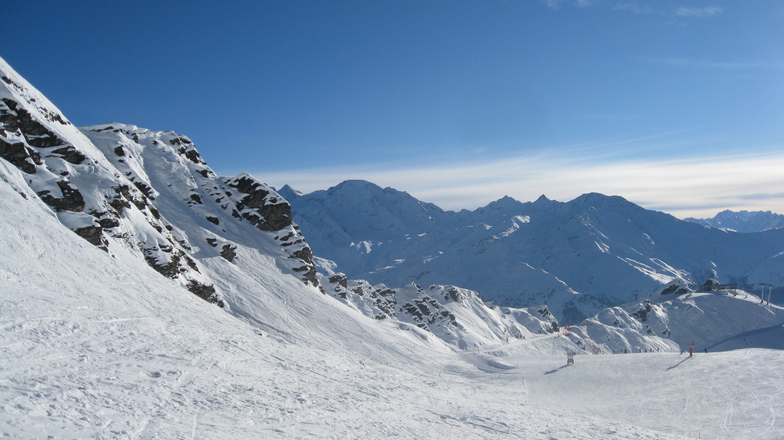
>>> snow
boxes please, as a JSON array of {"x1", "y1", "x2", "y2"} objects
[
  {"x1": 687, "y1": 210, "x2": 784, "y2": 233},
  {"x1": 3, "y1": 54, "x2": 784, "y2": 439},
  {"x1": 2, "y1": 150, "x2": 783, "y2": 439},
  {"x1": 2, "y1": 160, "x2": 691, "y2": 439},
  {"x1": 286, "y1": 180, "x2": 784, "y2": 323}
]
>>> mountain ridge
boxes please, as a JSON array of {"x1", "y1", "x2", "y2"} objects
[
  {"x1": 284, "y1": 180, "x2": 784, "y2": 322},
  {"x1": 686, "y1": 209, "x2": 784, "y2": 232},
  {"x1": 0, "y1": 56, "x2": 556, "y2": 351},
  {"x1": 3, "y1": 54, "x2": 784, "y2": 439}
]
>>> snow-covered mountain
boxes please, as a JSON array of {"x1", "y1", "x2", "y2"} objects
[
  {"x1": 3, "y1": 55, "x2": 784, "y2": 439},
  {"x1": 686, "y1": 209, "x2": 784, "y2": 232},
  {"x1": 566, "y1": 280, "x2": 784, "y2": 355},
  {"x1": 0, "y1": 56, "x2": 554, "y2": 351},
  {"x1": 284, "y1": 180, "x2": 784, "y2": 323},
  {"x1": 5, "y1": 146, "x2": 758, "y2": 439}
]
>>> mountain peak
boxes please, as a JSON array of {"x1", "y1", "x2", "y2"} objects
[
  {"x1": 328, "y1": 179, "x2": 384, "y2": 194},
  {"x1": 277, "y1": 184, "x2": 302, "y2": 200},
  {"x1": 686, "y1": 209, "x2": 784, "y2": 232},
  {"x1": 534, "y1": 194, "x2": 550, "y2": 203}
]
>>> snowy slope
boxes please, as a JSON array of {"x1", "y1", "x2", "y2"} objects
[
  {"x1": 2, "y1": 55, "x2": 784, "y2": 439},
  {"x1": 1, "y1": 56, "x2": 545, "y2": 350},
  {"x1": 6, "y1": 154, "x2": 784, "y2": 439},
  {"x1": 0, "y1": 58, "x2": 221, "y2": 304},
  {"x1": 566, "y1": 281, "x2": 784, "y2": 355},
  {"x1": 687, "y1": 209, "x2": 784, "y2": 232},
  {"x1": 285, "y1": 182, "x2": 784, "y2": 323},
  {"x1": 320, "y1": 273, "x2": 560, "y2": 350},
  {"x1": 1, "y1": 142, "x2": 687, "y2": 440}
]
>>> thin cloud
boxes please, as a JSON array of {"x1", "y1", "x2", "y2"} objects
[
  {"x1": 613, "y1": 3, "x2": 656, "y2": 15},
  {"x1": 542, "y1": 0, "x2": 600, "y2": 10},
  {"x1": 252, "y1": 150, "x2": 784, "y2": 220},
  {"x1": 673, "y1": 6, "x2": 723, "y2": 18},
  {"x1": 644, "y1": 57, "x2": 778, "y2": 70}
]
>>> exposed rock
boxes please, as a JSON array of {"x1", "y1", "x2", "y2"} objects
[
  {"x1": 186, "y1": 280, "x2": 223, "y2": 307},
  {"x1": 38, "y1": 180, "x2": 85, "y2": 212},
  {"x1": 701, "y1": 278, "x2": 721, "y2": 291},
  {"x1": 659, "y1": 280, "x2": 691, "y2": 296},
  {"x1": 49, "y1": 146, "x2": 86, "y2": 164},
  {"x1": 227, "y1": 175, "x2": 291, "y2": 231},
  {"x1": 0, "y1": 138, "x2": 40, "y2": 174},
  {"x1": 131, "y1": 180, "x2": 154, "y2": 200},
  {"x1": 329, "y1": 274, "x2": 348, "y2": 289},
  {"x1": 631, "y1": 300, "x2": 652, "y2": 323},
  {"x1": 73, "y1": 224, "x2": 107, "y2": 249},
  {"x1": 220, "y1": 244, "x2": 237, "y2": 262},
  {"x1": 1, "y1": 98, "x2": 65, "y2": 147}
]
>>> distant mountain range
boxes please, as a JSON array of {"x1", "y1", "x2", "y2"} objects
[
  {"x1": 6, "y1": 55, "x2": 784, "y2": 439},
  {"x1": 283, "y1": 181, "x2": 784, "y2": 323},
  {"x1": 0, "y1": 56, "x2": 557, "y2": 351},
  {"x1": 1, "y1": 52, "x2": 782, "y2": 353},
  {"x1": 686, "y1": 210, "x2": 784, "y2": 232}
]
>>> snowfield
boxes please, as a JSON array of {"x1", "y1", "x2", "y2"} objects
[
  {"x1": 2, "y1": 157, "x2": 784, "y2": 440},
  {"x1": 2, "y1": 54, "x2": 783, "y2": 439}
]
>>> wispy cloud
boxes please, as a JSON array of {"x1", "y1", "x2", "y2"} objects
[
  {"x1": 673, "y1": 6, "x2": 723, "y2": 18},
  {"x1": 542, "y1": 0, "x2": 599, "y2": 10},
  {"x1": 644, "y1": 57, "x2": 779, "y2": 70},
  {"x1": 613, "y1": 3, "x2": 656, "y2": 15},
  {"x1": 252, "y1": 150, "x2": 784, "y2": 219},
  {"x1": 545, "y1": 2, "x2": 726, "y2": 24}
]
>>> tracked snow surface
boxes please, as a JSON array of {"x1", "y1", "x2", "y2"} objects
[
  {"x1": 2, "y1": 55, "x2": 784, "y2": 438},
  {"x1": 5, "y1": 154, "x2": 784, "y2": 439}
]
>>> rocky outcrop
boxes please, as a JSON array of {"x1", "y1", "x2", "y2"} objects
[
  {"x1": 1, "y1": 62, "x2": 223, "y2": 306},
  {"x1": 219, "y1": 173, "x2": 320, "y2": 288},
  {"x1": 226, "y1": 174, "x2": 293, "y2": 232},
  {"x1": 320, "y1": 274, "x2": 560, "y2": 349}
]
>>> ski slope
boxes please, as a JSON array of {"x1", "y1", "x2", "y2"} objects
[
  {"x1": 3, "y1": 165, "x2": 783, "y2": 439},
  {"x1": 506, "y1": 350, "x2": 783, "y2": 440}
]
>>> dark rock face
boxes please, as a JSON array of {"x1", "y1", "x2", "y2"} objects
[
  {"x1": 186, "y1": 281, "x2": 223, "y2": 307},
  {"x1": 227, "y1": 176, "x2": 292, "y2": 232},
  {"x1": 220, "y1": 244, "x2": 237, "y2": 262},
  {"x1": 1, "y1": 98, "x2": 65, "y2": 148},
  {"x1": 50, "y1": 146, "x2": 86, "y2": 164},
  {"x1": 329, "y1": 274, "x2": 348, "y2": 289},
  {"x1": 702, "y1": 278, "x2": 721, "y2": 291},
  {"x1": 291, "y1": 246, "x2": 318, "y2": 286},
  {"x1": 0, "y1": 138, "x2": 41, "y2": 173},
  {"x1": 631, "y1": 300, "x2": 652, "y2": 322},
  {"x1": 660, "y1": 281, "x2": 691, "y2": 296},
  {"x1": 74, "y1": 225, "x2": 107, "y2": 250},
  {"x1": 2, "y1": 69, "x2": 233, "y2": 309},
  {"x1": 37, "y1": 180, "x2": 85, "y2": 212},
  {"x1": 144, "y1": 249, "x2": 183, "y2": 279},
  {"x1": 444, "y1": 287, "x2": 464, "y2": 303}
]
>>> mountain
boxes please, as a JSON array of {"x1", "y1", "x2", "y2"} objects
[
  {"x1": 686, "y1": 209, "x2": 784, "y2": 232},
  {"x1": 4, "y1": 56, "x2": 784, "y2": 439},
  {"x1": 0, "y1": 56, "x2": 556, "y2": 351},
  {"x1": 285, "y1": 181, "x2": 784, "y2": 323},
  {"x1": 567, "y1": 280, "x2": 784, "y2": 355}
]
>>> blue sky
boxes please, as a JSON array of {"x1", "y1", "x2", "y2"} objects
[{"x1": 3, "y1": 0, "x2": 783, "y2": 217}]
